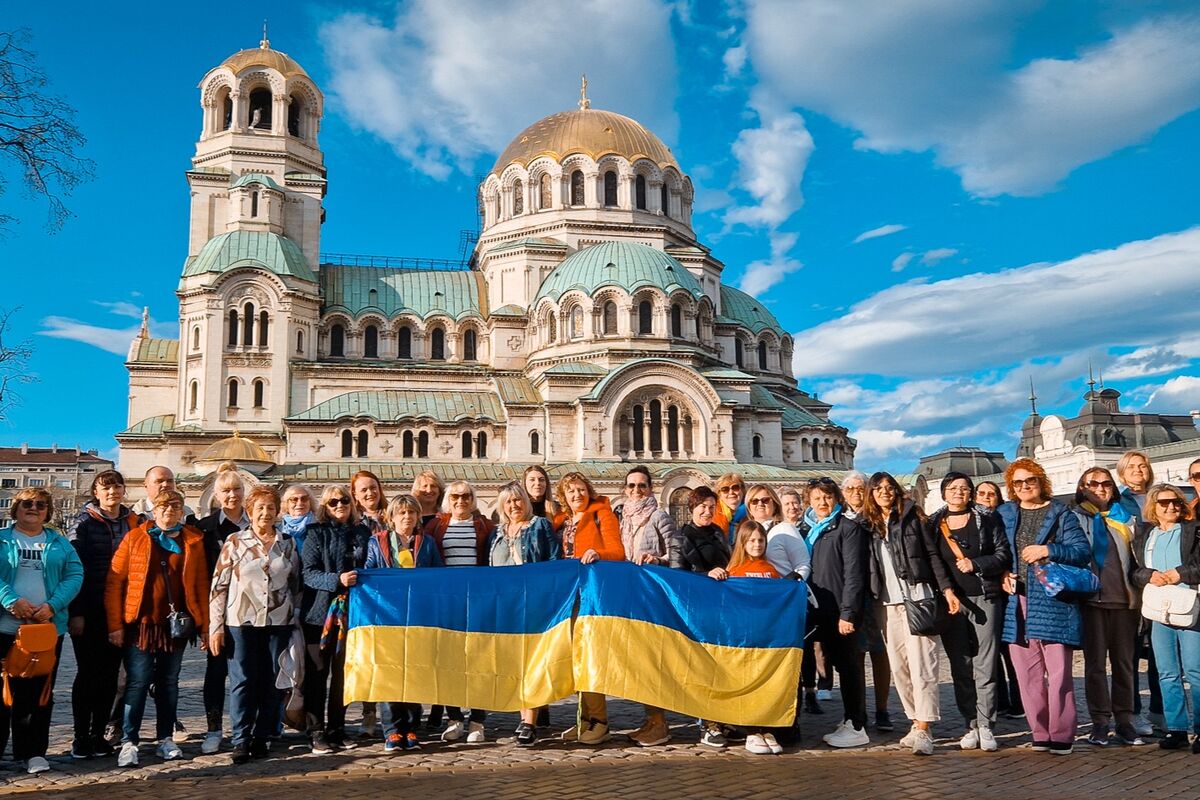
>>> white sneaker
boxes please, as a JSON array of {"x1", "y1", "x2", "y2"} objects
[
  {"x1": 979, "y1": 726, "x2": 998, "y2": 752},
  {"x1": 745, "y1": 733, "x2": 772, "y2": 754},
  {"x1": 821, "y1": 720, "x2": 848, "y2": 745},
  {"x1": 825, "y1": 722, "x2": 869, "y2": 748},
  {"x1": 959, "y1": 728, "x2": 980, "y2": 750},
  {"x1": 118, "y1": 742, "x2": 139, "y2": 768},
  {"x1": 912, "y1": 728, "x2": 934, "y2": 756},
  {"x1": 899, "y1": 723, "x2": 919, "y2": 748},
  {"x1": 465, "y1": 721, "x2": 486, "y2": 743},
  {"x1": 816, "y1": 689, "x2": 833, "y2": 701},
  {"x1": 25, "y1": 756, "x2": 50, "y2": 774},
  {"x1": 763, "y1": 732, "x2": 783, "y2": 754},
  {"x1": 441, "y1": 720, "x2": 465, "y2": 742},
  {"x1": 1133, "y1": 714, "x2": 1153, "y2": 737},
  {"x1": 201, "y1": 730, "x2": 223, "y2": 754},
  {"x1": 157, "y1": 737, "x2": 183, "y2": 761}
]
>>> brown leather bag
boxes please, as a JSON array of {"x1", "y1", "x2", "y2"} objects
[{"x1": 2, "y1": 622, "x2": 58, "y2": 705}]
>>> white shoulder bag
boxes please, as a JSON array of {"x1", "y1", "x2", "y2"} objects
[{"x1": 1141, "y1": 532, "x2": 1200, "y2": 628}]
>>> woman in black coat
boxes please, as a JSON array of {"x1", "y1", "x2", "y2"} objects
[
  {"x1": 680, "y1": 486, "x2": 732, "y2": 575},
  {"x1": 301, "y1": 485, "x2": 371, "y2": 754}
]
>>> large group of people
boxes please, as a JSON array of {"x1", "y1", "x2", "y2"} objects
[{"x1": 0, "y1": 448, "x2": 1197, "y2": 774}]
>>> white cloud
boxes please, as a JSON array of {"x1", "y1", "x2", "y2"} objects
[
  {"x1": 791, "y1": 227, "x2": 1200, "y2": 378},
  {"x1": 1106, "y1": 341, "x2": 1200, "y2": 380},
  {"x1": 920, "y1": 247, "x2": 958, "y2": 265},
  {"x1": 39, "y1": 313, "x2": 174, "y2": 355},
  {"x1": 853, "y1": 429, "x2": 954, "y2": 462},
  {"x1": 724, "y1": 110, "x2": 814, "y2": 228},
  {"x1": 92, "y1": 301, "x2": 143, "y2": 319},
  {"x1": 890, "y1": 252, "x2": 914, "y2": 272},
  {"x1": 320, "y1": 1, "x2": 679, "y2": 179},
  {"x1": 854, "y1": 223, "x2": 907, "y2": 244},
  {"x1": 1142, "y1": 376, "x2": 1200, "y2": 413},
  {"x1": 739, "y1": 231, "x2": 802, "y2": 296},
  {"x1": 741, "y1": 3, "x2": 1200, "y2": 195}
]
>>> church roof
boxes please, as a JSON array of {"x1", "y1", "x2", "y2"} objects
[
  {"x1": 492, "y1": 108, "x2": 678, "y2": 174},
  {"x1": 534, "y1": 241, "x2": 703, "y2": 305},
  {"x1": 120, "y1": 414, "x2": 176, "y2": 436},
  {"x1": 752, "y1": 385, "x2": 834, "y2": 430},
  {"x1": 198, "y1": 433, "x2": 272, "y2": 463},
  {"x1": 287, "y1": 390, "x2": 505, "y2": 423},
  {"x1": 128, "y1": 338, "x2": 178, "y2": 365},
  {"x1": 542, "y1": 362, "x2": 609, "y2": 377},
  {"x1": 231, "y1": 172, "x2": 283, "y2": 191},
  {"x1": 320, "y1": 266, "x2": 486, "y2": 320},
  {"x1": 183, "y1": 231, "x2": 316, "y2": 282},
  {"x1": 492, "y1": 376, "x2": 541, "y2": 406},
  {"x1": 718, "y1": 285, "x2": 786, "y2": 337},
  {"x1": 220, "y1": 44, "x2": 309, "y2": 78}
]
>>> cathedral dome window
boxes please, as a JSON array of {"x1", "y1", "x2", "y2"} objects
[
  {"x1": 670, "y1": 304, "x2": 682, "y2": 338},
  {"x1": 242, "y1": 302, "x2": 255, "y2": 346},
  {"x1": 603, "y1": 171, "x2": 618, "y2": 207},
  {"x1": 287, "y1": 94, "x2": 304, "y2": 137},
  {"x1": 403, "y1": 431, "x2": 414, "y2": 458},
  {"x1": 249, "y1": 88, "x2": 272, "y2": 130},
  {"x1": 329, "y1": 323, "x2": 345, "y2": 358},
  {"x1": 258, "y1": 311, "x2": 269, "y2": 346},
  {"x1": 546, "y1": 311, "x2": 557, "y2": 344},
  {"x1": 753, "y1": 434, "x2": 763, "y2": 459},
  {"x1": 357, "y1": 430, "x2": 368, "y2": 458},
  {"x1": 430, "y1": 328, "x2": 446, "y2": 360},
  {"x1": 463, "y1": 328, "x2": 478, "y2": 362},
  {"x1": 602, "y1": 301, "x2": 618, "y2": 335},
  {"x1": 660, "y1": 183, "x2": 670, "y2": 218},
  {"x1": 341, "y1": 430, "x2": 352, "y2": 458},
  {"x1": 461, "y1": 431, "x2": 473, "y2": 458},
  {"x1": 364, "y1": 325, "x2": 379, "y2": 358},
  {"x1": 569, "y1": 306, "x2": 584, "y2": 340},
  {"x1": 418, "y1": 430, "x2": 429, "y2": 457},
  {"x1": 758, "y1": 340, "x2": 768, "y2": 371},
  {"x1": 635, "y1": 175, "x2": 647, "y2": 210},
  {"x1": 250, "y1": 190, "x2": 259, "y2": 218},
  {"x1": 512, "y1": 179, "x2": 524, "y2": 215},
  {"x1": 539, "y1": 174, "x2": 552, "y2": 210},
  {"x1": 570, "y1": 170, "x2": 585, "y2": 206},
  {"x1": 228, "y1": 309, "x2": 239, "y2": 347},
  {"x1": 735, "y1": 338, "x2": 744, "y2": 368},
  {"x1": 398, "y1": 326, "x2": 412, "y2": 359},
  {"x1": 638, "y1": 300, "x2": 653, "y2": 335},
  {"x1": 476, "y1": 431, "x2": 488, "y2": 458}
]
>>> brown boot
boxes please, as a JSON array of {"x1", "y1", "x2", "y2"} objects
[{"x1": 630, "y1": 712, "x2": 670, "y2": 747}]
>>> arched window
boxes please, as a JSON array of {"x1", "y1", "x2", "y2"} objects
[
  {"x1": 695, "y1": 311, "x2": 703, "y2": 339},
  {"x1": 671, "y1": 304, "x2": 682, "y2": 337},
  {"x1": 753, "y1": 434, "x2": 763, "y2": 458},
  {"x1": 512, "y1": 179, "x2": 523, "y2": 215},
  {"x1": 341, "y1": 430, "x2": 353, "y2": 458},
  {"x1": 398, "y1": 326, "x2": 412, "y2": 359},
  {"x1": 252, "y1": 379, "x2": 265, "y2": 408},
  {"x1": 430, "y1": 328, "x2": 445, "y2": 360},
  {"x1": 228, "y1": 309, "x2": 238, "y2": 347},
  {"x1": 296, "y1": 329, "x2": 304, "y2": 354},
  {"x1": 569, "y1": 306, "x2": 584, "y2": 339},
  {"x1": 461, "y1": 431, "x2": 473, "y2": 458},
  {"x1": 250, "y1": 190, "x2": 259, "y2": 218},
  {"x1": 227, "y1": 378, "x2": 239, "y2": 407},
  {"x1": 667, "y1": 405, "x2": 679, "y2": 453},
  {"x1": 649, "y1": 400, "x2": 663, "y2": 452},
  {"x1": 402, "y1": 431, "x2": 414, "y2": 458},
  {"x1": 463, "y1": 328, "x2": 477, "y2": 361},
  {"x1": 258, "y1": 310, "x2": 269, "y2": 346},
  {"x1": 638, "y1": 300, "x2": 653, "y2": 335},
  {"x1": 603, "y1": 171, "x2": 618, "y2": 206},
  {"x1": 364, "y1": 325, "x2": 379, "y2": 358},
  {"x1": 811, "y1": 440, "x2": 819, "y2": 462},
  {"x1": 632, "y1": 405, "x2": 645, "y2": 452},
  {"x1": 288, "y1": 95, "x2": 303, "y2": 137},
  {"x1": 330, "y1": 324, "x2": 345, "y2": 357},
  {"x1": 570, "y1": 170, "x2": 585, "y2": 205},
  {"x1": 356, "y1": 430, "x2": 369, "y2": 458},
  {"x1": 417, "y1": 431, "x2": 429, "y2": 458},
  {"x1": 661, "y1": 183, "x2": 670, "y2": 218},
  {"x1": 476, "y1": 431, "x2": 488, "y2": 458},
  {"x1": 635, "y1": 175, "x2": 647, "y2": 209},
  {"x1": 192, "y1": 326, "x2": 201, "y2": 350},
  {"x1": 758, "y1": 341, "x2": 768, "y2": 370},
  {"x1": 602, "y1": 301, "x2": 617, "y2": 335},
  {"x1": 221, "y1": 92, "x2": 233, "y2": 131},
  {"x1": 735, "y1": 339, "x2": 744, "y2": 368},
  {"x1": 249, "y1": 88, "x2": 272, "y2": 130},
  {"x1": 189, "y1": 381, "x2": 198, "y2": 412},
  {"x1": 547, "y1": 311, "x2": 557, "y2": 344},
  {"x1": 539, "y1": 174, "x2": 552, "y2": 209},
  {"x1": 242, "y1": 302, "x2": 255, "y2": 346},
  {"x1": 530, "y1": 430, "x2": 540, "y2": 455}
]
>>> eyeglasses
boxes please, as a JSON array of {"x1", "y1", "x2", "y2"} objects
[
  {"x1": 285, "y1": 496, "x2": 309, "y2": 504},
  {"x1": 843, "y1": 486, "x2": 865, "y2": 493},
  {"x1": 944, "y1": 486, "x2": 971, "y2": 493},
  {"x1": 1156, "y1": 498, "x2": 1186, "y2": 509},
  {"x1": 748, "y1": 497, "x2": 773, "y2": 507},
  {"x1": 1190, "y1": 473, "x2": 1200, "y2": 482},
  {"x1": 718, "y1": 486, "x2": 743, "y2": 494},
  {"x1": 327, "y1": 497, "x2": 351, "y2": 507},
  {"x1": 18, "y1": 499, "x2": 48, "y2": 511},
  {"x1": 626, "y1": 482, "x2": 649, "y2": 490},
  {"x1": 1011, "y1": 477, "x2": 1040, "y2": 489},
  {"x1": 1085, "y1": 480, "x2": 1115, "y2": 490},
  {"x1": 155, "y1": 502, "x2": 184, "y2": 511},
  {"x1": 450, "y1": 493, "x2": 473, "y2": 501}
]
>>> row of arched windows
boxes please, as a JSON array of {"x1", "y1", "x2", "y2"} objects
[
  {"x1": 327, "y1": 323, "x2": 478, "y2": 361},
  {"x1": 335, "y1": 430, "x2": 490, "y2": 459},
  {"x1": 502, "y1": 171, "x2": 675, "y2": 219},
  {"x1": 225, "y1": 304, "x2": 270, "y2": 348},
  {"x1": 544, "y1": 299, "x2": 705, "y2": 345},
  {"x1": 211, "y1": 85, "x2": 311, "y2": 140},
  {"x1": 226, "y1": 377, "x2": 266, "y2": 409},
  {"x1": 733, "y1": 337, "x2": 788, "y2": 374}
]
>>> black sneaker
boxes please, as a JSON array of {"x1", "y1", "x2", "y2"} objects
[
  {"x1": 310, "y1": 731, "x2": 334, "y2": 755},
  {"x1": 874, "y1": 710, "x2": 894, "y2": 732},
  {"x1": 1049, "y1": 741, "x2": 1073, "y2": 755},
  {"x1": 249, "y1": 738, "x2": 269, "y2": 759},
  {"x1": 721, "y1": 725, "x2": 746, "y2": 742},
  {"x1": 91, "y1": 735, "x2": 115, "y2": 758},
  {"x1": 804, "y1": 694, "x2": 824, "y2": 715},
  {"x1": 70, "y1": 738, "x2": 94, "y2": 760},
  {"x1": 231, "y1": 742, "x2": 251, "y2": 765},
  {"x1": 1161, "y1": 731, "x2": 1189, "y2": 750},
  {"x1": 1191, "y1": 736, "x2": 1200, "y2": 755},
  {"x1": 1030, "y1": 740, "x2": 1051, "y2": 751},
  {"x1": 515, "y1": 722, "x2": 537, "y2": 747}
]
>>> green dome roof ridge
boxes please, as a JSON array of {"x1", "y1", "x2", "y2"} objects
[
  {"x1": 534, "y1": 242, "x2": 703, "y2": 306},
  {"x1": 182, "y1": 230, "x2": 316, "y2": 283},
  {"x1": 231, "y1": 172, "x2": 283, "y2": 191},
  {"x1": 718, "y1": 284, "x2": 787, "y2": 337}
]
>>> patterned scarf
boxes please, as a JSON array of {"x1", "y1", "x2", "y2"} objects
[
  {"x1": 620, "y1": 496, "x2": 658, "y2": 555},
  {"x1": 320, "y1": 593, "x2": 348, "y2": 653},
  {"x1": 802, "y1": 505, "x2": 843, "y2": 552},
  {"x1": 1080, "y1": 500, "x2": 1133, "y2": 570},
  {"x1": 148, "y1": 524, "x2": 183, "y2": 554}
]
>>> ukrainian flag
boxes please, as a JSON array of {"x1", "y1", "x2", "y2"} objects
[
  {"x1": 343, "y1": 560, "x2": 580, "y2": 710},
  {"x1": 573, "y1": 562, "x2": 806, "y2": 727}
]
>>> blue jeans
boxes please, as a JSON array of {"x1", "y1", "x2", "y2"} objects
[
  {"x1": 1150, "y1": 621, "x2": 1200, "y2": 733},
  {"x1": 123, "y1": 644, "x2": 186, "y2": 744},
  {"x1": 226, "y1": 625, "x2": 290, "y2": 747}
]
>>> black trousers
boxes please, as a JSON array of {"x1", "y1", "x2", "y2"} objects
[
  {"x1": 818, "y1": 621, "x2": 866, "y2": 729},
  {"x1": 70, "y1": 618, "x2": 123, "y2": 741},
  {"x1": 203, "y1": 648, "x2": 229, "y2": 731},
  {"x1": 0, "y1": 633, "x2": 64, "y2": 762},
  {"x1": 302, "y1": 623, "x2": 348, "y2": 738}
]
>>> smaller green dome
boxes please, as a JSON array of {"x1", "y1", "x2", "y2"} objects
[
  {"x1": 230, "y1": 172, "x2": 283, "y2": 191},
  {"x1": 534, "y1": 242, "x2": 703, "y2": 305},
  {"x1": 719, "y1": 285, "x2": 786, "y2": 337},
  {"x1": 181, "y1": 231, "x2": 315, "y2": 282}
]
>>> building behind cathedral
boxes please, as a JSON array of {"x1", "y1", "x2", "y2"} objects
[{"x1": 116, "y1": 39, "x2": 856, "y2": 517}]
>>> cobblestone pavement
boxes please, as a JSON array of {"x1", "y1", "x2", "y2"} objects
[{"x1": 0, "y1": 646, "x2": 1184, "y2": 797}]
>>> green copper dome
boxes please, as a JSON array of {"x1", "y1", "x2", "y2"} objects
[
  {"x1": 534, "y1": 242, "x2": 703, "y2": 305},
  {"x1": 181, "y1": 231, "x2": 316, "y2": 283},
  {"x1": 718, "y1": 284, "x2": 786, "y2": 336}
]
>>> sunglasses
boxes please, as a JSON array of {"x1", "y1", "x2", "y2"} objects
[
  {"x1": 18, "y1": 499, "x2": 48, "y2": 511},
  {"x1": 1156, "y1": 498, "x2": 1186, "y2": 509},
  {"x1": 626, "y1": 482, "x2": 650, "y2": 490},
  {"x1": 748, "y1": 497, "x2": 773, "y2": 506},
  {"x1": 718, "y1": 486, "x2": 743, "y2": 494},
  {"x1": 1190, "y1": 473, "x2": 1200, "y2": 482},
  {"x1": 450, "y1": 493, "x2": 473, "y2": 501},
  {"x1": 155, "y1": 502, "x2": 184, "y2": 511},
  {"x1": 1085, "y1": 480, "x2": 1115, "y2": 490},
  {"x1": 327, "y1": 497, "x2": 352, "y2": 507},
  {"x1": 1011, "y1": 477, "x2": 1040, "y2": 489}
]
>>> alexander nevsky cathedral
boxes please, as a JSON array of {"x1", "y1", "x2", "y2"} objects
[{"x1": 116, "y1": 38, "x2": 856, "y2": 516}]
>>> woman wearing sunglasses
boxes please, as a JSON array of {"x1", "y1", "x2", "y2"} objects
[
  {"x1": 997, "y1": 458, "x2": 1090, "y2": 755},
  {"x1": 1071, "y1": 467, "x2": 1142, "y2": 746},
  {"x1": 300, "y1": 486, "x2": 371, "y2": 754},
  {"x1": 1130, "y1": 484, "x2": 1200, "y2": 750},
  {"x1": 0, "y1": 488, "x2": 83, "y2": 774}
]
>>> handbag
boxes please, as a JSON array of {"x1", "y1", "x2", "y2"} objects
[
  {"x1": 160, "y1": 557, "x2": 196, "y2": 641},
  {"x1": 903, "y1": 594, "x2": 946, "y2": 636},
  {"x1": 1, "y1": 622, "x2": 58, "y2": 706},
  {"x1": 1140, "y1": 533, "x2": 1200, "y2": 628}
]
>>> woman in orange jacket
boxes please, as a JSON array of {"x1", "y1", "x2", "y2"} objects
[{"x1": 553, "y1": 472, "x2": 623, "y2": 744}]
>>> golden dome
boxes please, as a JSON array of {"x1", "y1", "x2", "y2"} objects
[
  {"x1": 220, "y1": 44, "x2": 309, "y2": 79},
  {"x1": 198, "y1": 432, "x2": 272, "y2": 463},
  {"x1": 492, "y1": 108, "x2": 678, "y2": 174}
]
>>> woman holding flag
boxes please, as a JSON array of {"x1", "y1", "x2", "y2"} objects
[{"x1": 1072, "y1": 467, "x2": 1143, "y2": 746}]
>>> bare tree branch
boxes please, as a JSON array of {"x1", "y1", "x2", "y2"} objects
[{"x1": 0, "y1": 306, "x2": 35, "y2": 420}]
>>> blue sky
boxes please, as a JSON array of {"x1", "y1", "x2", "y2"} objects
[{"x1": 4, "y1": 1, "x2": 1200, "y2": 472}]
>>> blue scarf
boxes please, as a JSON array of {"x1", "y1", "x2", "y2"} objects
[
  {"x1": 278, "y1": 512, "x2": 314, "y2": 549},
  {"x1": 803, "y1": 505, "x2": 842, "y2": 551},
  {"x1": 149, "y1": 524, "x2": 183, "y2": 554},
  {"x1": 1081, "y1": 501, "x2": 1133, "y2": 571}
]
